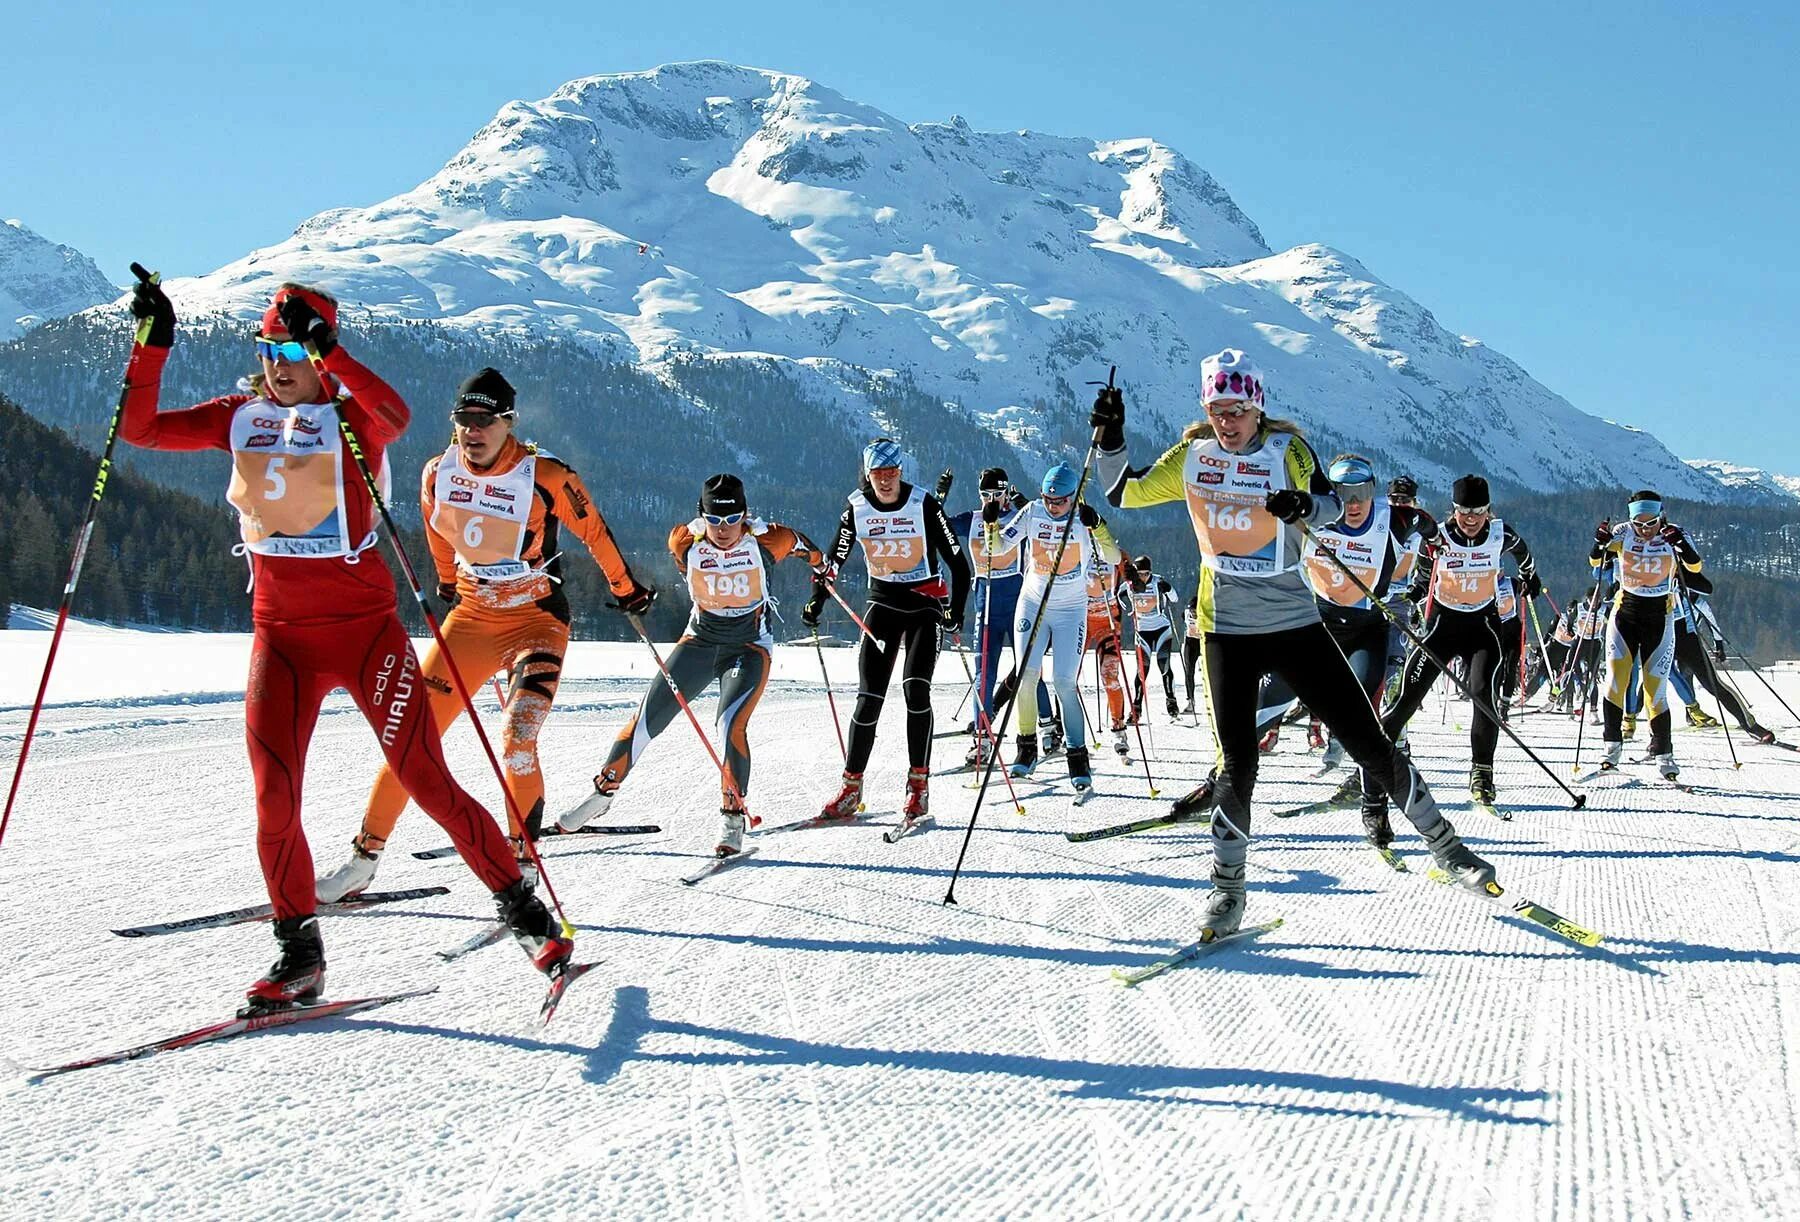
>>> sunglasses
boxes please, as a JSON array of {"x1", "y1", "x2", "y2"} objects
[
  {"x1": 451, "y1": 409, "x2": 513, "y2": 427},
  {"x1": 1453, "y1": 504, "x2": 1490, "y2": 515},
  {"x1": 254, "y1": 337, "x2": 309, "y2": 364},
  {"x1": 979, "y1": 488, "x2": 1009, "y2": 501},
  {"x1": 703, "y1": 512, "x2": 746, "y2": 526},
  {"x1": 1043, "y1": 494, "x2": 1072, "y2": 507},
  {"x1": 1389, "y1": 494, "x2": 1416, "y2": 506}
]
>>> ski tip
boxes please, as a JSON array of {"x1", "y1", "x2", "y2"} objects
[{"x1": 540, "y1": 961, "x2": 599, "y2": 1025}]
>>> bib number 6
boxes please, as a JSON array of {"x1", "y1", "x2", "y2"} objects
[{"x1": 463, "y1": 515, "x2": 485, "y2": 549}]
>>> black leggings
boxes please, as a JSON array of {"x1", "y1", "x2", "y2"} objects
[
  {"x1": 1255, "y1": 612, "x2": 1387, "y2": 733},
  {"x1": 1675, "y1": 621, "x2": 1756, "y2": 729},
  {"x1": 1181, "y1": 634, "x2": 1201, "y2": 704},
  {"x1": 1134, "y1": 625, "x2": 1176, "y2": 711},
  {"x1": 1381, "y1": 607, "x2": 1505, "y2": 767},
  {"x1": 847, "y1": 601, "x2": 941, "y2": 772},
  {"x1": 1201, "y1": 622, "x2": 1443, "y2": 840}
]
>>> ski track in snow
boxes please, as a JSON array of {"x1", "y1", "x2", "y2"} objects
[{"x1": 2, "y1": 634, "x2": 1799, "y2": 1217}]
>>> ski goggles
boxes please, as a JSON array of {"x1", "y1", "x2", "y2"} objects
[
  {"x1": 450, "y1": 408, "x2": 514, "y2": 427},
  {"x1": 254, "y1": 337, "x2": 310, "y2": 364},
  {"x1": 1203, "y1": 400, "x2": 1256, "y2": 420},
  {"x1": 702, "y1": 511, "x2": 746, "y2": 526}
]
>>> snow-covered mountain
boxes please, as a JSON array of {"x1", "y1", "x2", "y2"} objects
[
  {"x1": 0, "y1": 219, "x2": 117, "y2": 341},
  {"x1": 1686, "y1": 458, "x2": 1800, "y2": 503},
  {"x1": 88, "y1": 62, "x2": 1727, "y2": 497}
]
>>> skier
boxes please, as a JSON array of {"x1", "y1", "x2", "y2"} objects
[
  {"x1": 1495, "y1": 575, "x2": 1524, "y2": 720},
  {"x1": 1084, "y1": 539, "x2": 1132, "y2": 757},
  {"x1": 805, "y1": 439, "x2": 971, "y2": 822},
  {"x1": 1179, "y1": 594, "x2": 1202, "y2": 717},
  {"x1": 986, "y1": 461, "x2": 1119, "y2": 793},
  {"x1": 1093, "y1": 348, "x2": 1494, "y2": 937},
  {"x1": 942, "y1": 467, "x2": 1052, "y2": 766},
  {"x1": 318, "y1": 368, "x2": 653, "y2": 900},
  {"x1": 1119, "y1": 555, "x2": 1183, "y2": 720},
  {"x1": 1672, "y1": 572, "x2": 1773, "y2": 738},
  {"x1": 1590, "y1": 491, "x2": 1703, "y2": 777},
  {"x1": 1367, "y1": 473, "x2": 1540, "y2": 811},
  {"x1": 1381, "y1": 474, "x2": 1432, "y2": 691},
  {"x1": 559, "y1": 474, "x2": 824, "y2": 852},
  {"x1": 122, "y1": 278, "x2": 570, "y2": 1011}
]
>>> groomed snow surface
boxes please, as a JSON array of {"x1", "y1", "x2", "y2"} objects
[{"x1": 3, "y1": 624, "x2": 1798, "y2": 1218}]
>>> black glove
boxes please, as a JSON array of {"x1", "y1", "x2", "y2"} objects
[
  {"x1": 1713, "y1": 640, "x2": 1727, "y2": 665},
  {"x1": 940, "y1": 602, "x2": 964, "y2": 635},
  {"x1": 436, "y1": 580, "x2": 461, "y2": 613},
  {"x1": 1593, "y1": 520, "x2": 1612, "y2": 549},
  {"x1": 1076, "y1": 502, "x2": 1099, "y2": 528},
  {"x1": 1660, "y1": 522, "x2": 1692, "y2": 554},
  {"x1": 129, "y1": 268, "x2": 175, "y2": 349},
  {"x1": 1265, "y1": 489, "x2": 1312, "y2": 524},
  {"x1": 277, "y1": 294, "x2": 338, "y2": 356},
  {"x1": 934, "y1": 469, "x2": 954, "y2": 501},
  {"x1": 1523, "y1": 573, "x2": 1543, "y2": 599},
  {"x1": 614, "y1": 583, "x2": 656, "y2": 616},
  {"x1": 801, "y1": 582, "x2": 827, "y2": 628},
  {"x1": 1090, "y1": 386, "x2": 1125, "y2": 451},
  {"x1": 981, "y1": 497, "x2": 1001, "y2": 524}
]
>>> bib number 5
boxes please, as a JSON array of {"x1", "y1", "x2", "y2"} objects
[{"x1": 263, "y1": 456, "x2": 287, "y2": 500}]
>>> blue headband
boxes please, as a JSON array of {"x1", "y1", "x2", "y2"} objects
[{"x1": 1627, "y1": 498, "x2": 1663, "y2": 519}]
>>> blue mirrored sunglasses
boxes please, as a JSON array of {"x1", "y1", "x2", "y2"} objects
[
  {"x1": 703, "y1": 512, "x2": 746, "y2": 526},
  {"x1": 254, "y1": 337, "x2": 309, "y2": 364}
]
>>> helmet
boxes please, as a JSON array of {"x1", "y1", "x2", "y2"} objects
[
  {"x1": 1132, "y1": 554, "x2": 1153, "y2": 574},
  {"x1": 863, "y1": 437, "x2": 905, "y2": 474},
  {"x1": 1199, "y1": 349, "x2": 1266, "y2": 409},
  {"x1": 1328, "y1": 454, "x2": 1376, "y2": 502},
  {"x1": 1388, "y1": 474, "x2": 1419, "y2": 499},
  {"x1": 1041, "y1": 462, "x2": 1080, "y2": 499},
  {"x1": 699, "y1": 473, "x2": 747, "y2": 519},
  {"x1": 978, "y1": 466, "x2": 1010, "y2": 492}
]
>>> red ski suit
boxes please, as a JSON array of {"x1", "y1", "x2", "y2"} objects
[{"x1": 121, "y1": 342, "x2": 519, "y2": 918}]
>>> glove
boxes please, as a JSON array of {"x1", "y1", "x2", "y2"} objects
[
  {"x1": 1264, "y1": 489, "x2": 1312, "y2": 524},
  {"x1": 1523, "y1": 573, "x2": 1543, "y2": 599},
  {"x1": 1077, "y1": 502, "x2": 1099, "y2": 528},
  {"x1": 940, "y1": 602, "x2": 964, "y2": 635},
  {"x1": 1714, "y1": 641, "x2": 1727, "y2": 665},
  {"x1": 129, "y1": 271, "x2": 175, "y2": 349},
  {"x1": 934, "y1": 469, "x2": 954, "y2": 501},
  {"x1": 981, "y1": 497, "x2": 1001, "y2": 524},
  {"x1": 614, "y1": 583, "x2": 657, "y2": 616},
  {"x1": 1090, "y1": 386, "x2": 1125, "y2": 450},
  {"x1": 1660, "y1": 522, "x2": 1689, "y2": 551},
  {"x1": 801, "y1": 581, "x2": 827, "y2": 628},
  {"x1": 435, "y1": 581, "x2": 461, "y2": 613},
  {"x1": 1594, "y1": 520, "x2": 1612, "y2": 548},
  {"x1": 277, "y1": 294, "x2": 338, "y2": 356}
]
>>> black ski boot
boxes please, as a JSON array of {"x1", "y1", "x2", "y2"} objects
[
  {"x1": 1041, "y1": 717, "x2": 1066, "y2": 756},
  {"x1": 1469, "y1": 765, "x2": 1497, "y2": 807},
  {"x1": 495, "y1": 879, "x2": 573, "y2": 975},
  {"x1": 242, "y1": 915, "x2": 326, "y2": 1016},
  {"x1": 1170, "y1": 774, "x2": 1218, "y2": 819},
  {"x1": 1361, "y1": 799, "x2": 1394, "y2": 849},
  {"x1": 1009, "y1": 734, "x2": 1040, "y2": 778}
]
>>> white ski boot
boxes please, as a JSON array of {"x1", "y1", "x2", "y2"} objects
[
  {"x1": 1111, "y1": 726, "x2": 1130, "y2": 758},
  {"x1": 1041, "y1": 717, "x2": 1066, "y2": 756},
  {"x1": 315, "y1": 837, "x2": 380, "y2": 903},
  {"x1": 558, "y1": 779, "x2": 617, "y2": 832},
  {"x1": 716, "y1": 809, "x2": 747, "y2": 856},
  {"x1": 1599, "y1": 741, "x2": 1623, "y2": 771},
  {"x1": 1653, "y1": 752, "x2": 1680, "y2": 781}
]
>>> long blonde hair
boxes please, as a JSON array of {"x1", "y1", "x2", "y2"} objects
[{"x1": 1181, "y1": 413, "x2": 1304, "y2": 444}]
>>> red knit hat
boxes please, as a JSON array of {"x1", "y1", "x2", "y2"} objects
[{"x1": 260, "y1": 285, "x2": 339, "y2": 337}]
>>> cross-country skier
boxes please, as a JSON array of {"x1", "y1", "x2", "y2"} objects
[
  {"x1": 558, "y1": 474, "x2": 824, "y2": 853},
  {"x1": 1093, "y1": 349, "x2": 1494, "y2": 938},
  {"x1": 805, "y1": 439, "x2": 971, "y2": 822},
  {"x1": 1367, "y1": 474, "x2": 1540, "y2": 810},
  {"x1": 1381, "y1": 474, "x2": 1433, "y2": 691},
  {"x1": 1671, "y1": 572, "x2": 1774, "y2": 739},
  {"x1": 987, "y1": 462, "x2": 1119, "y2": 794},
  {"x1": 1495, "y1": 575, "x2": 1525, "y2": 720},
  {"x1": 1085, "y1": 541, "x2": 1132, "y2": 757},
  {"x1": 1590, "y1": 491, "x2": 1703, "y2": 777},
  {"x1": 942, "y1": 467, "x2": 1052, "y2": 767},
  {"x1": 1119, "y1": 555, "x2": 1182, "y2": 720},
  {"x1": 1179, "y1": 594, "x2": 1202, "y2": 716},
  {"x1": 121, "y1": 279, "x2": 570, "y2": 1011},
  {"x1": 317, "y1": 368, "x2": 653, "y2": 900}
]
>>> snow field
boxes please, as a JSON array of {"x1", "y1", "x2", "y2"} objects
[{"x1": 2, "y1": 630, "x2": 1798, "y2": 1218}]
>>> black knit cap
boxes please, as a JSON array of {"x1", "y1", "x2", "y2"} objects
[
  {"x1": 456, "y1": 367, "x2": 516, "y2": 415},
  {"x1": 699, "y1": 473, "x2": 747, "y2": 517},
  {"x1": 1389, "y1": 474, "x2": 1419, "y2": 498},
  {"x1": 1451, "y1": 474, "x2": 1490, "y2": 509},
  {"x1": 979, "y1": 466, "x2": 1010, "y2": 491},
  {"x1": 1133, "y1": 554, "x2": 1153, "y2": 572}
]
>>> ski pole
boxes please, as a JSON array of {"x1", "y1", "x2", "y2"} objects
[
  {"x1": 1525, "y1": 597, "x2": 1558, "y2": 698},
  {"x1": 810, "y1": 630, "x2": 849, "y2": 764},
  {"x1": 947, "y1": 368, "x2": 1114, "y2": 904},
  {"x1": 1, "y1": 263, "x2": 159, "y2": 854},
  {"x1": 625, "y1": 612, "x2": 754, "y2": 821},
  {"x1": 1679, "y1": 588, "x2": 1740, "y2": 769},
  {"x1": 1105, "y1": 591, "x2": 1158, "y2": 798},
  {"x1": 1297, "y1": 520, "x2": 1587, "y2": 809},
  {"x1": 311, "y1": 343, "x2": 575, "y2": 935},
  {"x1": 1706, "y1": 615, "x2": 1800, "y2": 723}
]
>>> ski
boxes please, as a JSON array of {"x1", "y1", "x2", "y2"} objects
[
  {"x1": 437, "y1": 924, "x2": 507, "y2": 962},
  {"x1": 1426, "y1": 868, "x2": 1602, "y2": 946},
  {"x1": 1272, "y1": 796, "x2": 1353, "y2": 819},
  {"x1": 412, "y1": 825, "x2": 661, "y2": 860},
  {"x1": 882, "y1": 814, "x2": 934, "y2": 844},
  {"x1": 1472, "y1": 800, "x2": 1512, "y2": 822},
  {"x1": 763, "y1": 811, "x2": 864, "y2": 836},
  {"x1": 1065, "y1": 812, "x2": 1208, "y2": 843},
  {"x1": 679, "y1": 847, "x2": 760, "y2": 885},
  {"x1": 1373, "y1": 846, "x2": 1410, "y2": 872},
  {"x1": 112, "y1": 887, "x2": 452, "y2": 938},
  {"x1": 21, "y1": 987, "x2": 438, "y2": 1080},
  {"x1": 1110, "y1": 918, "x2": 1285, "y2": 986},
  {"x1": 540, "y1": 961, "x2": 600, "y2": 1024}
]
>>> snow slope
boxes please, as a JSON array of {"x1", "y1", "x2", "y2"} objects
[
  {"x1": 3, "y1": 628, "x2": 1799, "y2": 1217},
  {"x1": 1685, "y1": 458, "x2": 1800, "y2": 503},
  {"x1": 0, "y1": 218, "x2": 118, "y2": 341},
  {"x1": 88, "y1": 61, "x2": 1725, "y2": 498}
]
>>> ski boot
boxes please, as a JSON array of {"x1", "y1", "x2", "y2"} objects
[
  {"x1": 1009, "y1": 735, "x2": 1040, "y2": 778},
  {"x1": 819, "y1": 772, "x2": 865, "y2": 821},
  {"x1": 1653, "y1": 752, "x2": 1680, "y2": 782},
  {"x1": 1041, "y1": 717, "x2": 1066, "y2": 756},
  {"x1": 716, "y1": 807, "x2": 747, "y2": 856},
  {"x1": 1199, "y1": 858, "x2": 1246, "y2": 942},
  {"x1": 495, "y1": 879, "x2": 572, "y2": 974},
  {"x1": 964, "y1": 735, "x2": 995, "y2": 769},
  {"x1": 902, "y1": 767, "x2": 931, "y2": 824},
  {"x1": 1111, "y1": 724, "x2": 1130, "y2": 758},
  {"x1": 242, "y1": 916, "x2": 326, "y2": 1016},
  {"x1": 1469, "y1": 765, "x2": 1497, "y2": 807},
  {"x1": 1307, "y1": 719, "x2": 1326, "y2": 751},
  {"x1": 1066, "y1": 746, "x2": 1093, "y2": 796},
  {"x1": 557, "y1": 778, "x2": 618, "y2": 832},
  {"x1": 1748, "y1": 723, "x2": 1777, "y2": 744},
  {"x1": 1599, "y1": 740, "x2": 1623, "y2": 770},
  {"x1": 315, "y1": 832, "x2": 381, "y2": 903},
  {"x1": 1361, "y1": 800, "x2": 1394, "y2": 849},
  {"x1": 1166, "y1": 694, "x2": 1180, "y2": 720},
  {"x1": 1685, "y1": 706, "x2": 1720, "y2": 729},
  {"x1": 1421, "y1": 820, "x2": 1497, "y2": 893},
  {"x1": 1258, "y1": 726, "x2": 1280, "y2": 753},
  {"x1": 1183, "y1": 699, "x2": 1196, "y2": 717},
  {"x1": 1622, "y1": 712, "x2": 1637, "y2": 739},
  {"x1": 1320, "y1": 736, "x2": 1346, "y2": 772},
  {"x1": 1170, "y1": 775, "x2": 1217, "y2": 819},
  {"x1": 506, "y1": 836, "x2": 540, "y2": 891}
]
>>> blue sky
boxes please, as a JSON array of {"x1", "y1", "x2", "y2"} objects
[{"x1": 7, "y1": 1, "x2": 1797, "y2": 473}]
